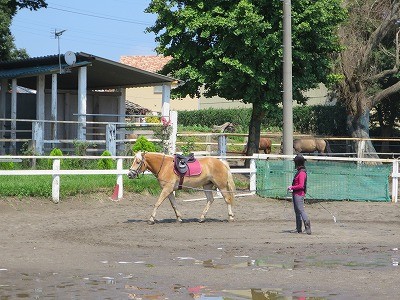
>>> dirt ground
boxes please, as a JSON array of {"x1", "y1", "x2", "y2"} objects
[{"x1": 0, "y1": 190, "x2": 399, "y2": 299}]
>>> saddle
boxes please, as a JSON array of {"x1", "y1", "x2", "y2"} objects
[{"x1": 173, "y1": 153, "x2": 202, "y2": 189}]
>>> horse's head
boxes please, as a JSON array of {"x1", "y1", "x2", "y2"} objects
[{"x1": 127, "y1": 151, "x2": 146, "y2": 179}]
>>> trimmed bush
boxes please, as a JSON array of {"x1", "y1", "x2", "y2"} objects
[
  {"x1": 178, "y1": 104, "x2": 347, "y2": 136},
  {"x1": 48, "y1": 148, "x2": 63, "y2": 169},
  {"x1": 0, "y1": 160, "x2": 14, "y2": 170},
  {"x1": 132, "y1": 136, "x2": 156, "y2": 153},
  {"x1": 97, "y1": 150, "x2": 115, "y2": 170}
]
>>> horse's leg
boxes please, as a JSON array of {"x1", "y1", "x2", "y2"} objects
[
  {"x1": 218, "y1": 189, "x2": 234, "y2": 222},
  {"x1": 148, "y1": 187, "x2": 173, "y2": 225},
  {"x1": 199, "y1": 183, "x2": 215, "y2": 223},
  {"x1": 168, "y1": 192, "x2": 183, "y2": 223}
]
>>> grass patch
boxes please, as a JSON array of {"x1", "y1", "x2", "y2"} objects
[
  {"x1": 0, "y1": 175, "x2": 162, "y2": 198},
  {"x1": 0, "y1": 174, "x2": 247, "y2": 199}
]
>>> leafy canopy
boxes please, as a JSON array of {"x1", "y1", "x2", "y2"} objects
[
  {"x1": 0, "y1": 0, "x2": 47, "y2": 61},
  {"x1": 146, "y1": 0, "x2": 346, "y2": 107}
]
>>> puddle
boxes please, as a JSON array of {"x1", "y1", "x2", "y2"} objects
[
  {"x1": 0, "y1": 268, "x2": 336, "y2": 299},
  {"x1": 0, "y1": 271, "x2": 168, "y2": 299},
  {"x1": 0, "y1": 248, "x2": 397, "y2": 299},
  {"x1": 176, "y1": 248, "x2": 399, "y2": 271},
  {"x1": 195, "y1": 288, "x2": 332, "y2": 299}
]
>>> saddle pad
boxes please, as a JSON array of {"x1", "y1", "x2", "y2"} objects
[{"x1": 174, "y1": 160, "x2": 202, "y2": 177}]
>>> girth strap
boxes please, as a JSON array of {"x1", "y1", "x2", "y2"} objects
[{"x1": 178, "y1": 175, "x2": 184, "y2": 190}]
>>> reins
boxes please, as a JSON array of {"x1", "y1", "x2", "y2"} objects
[{"x1": 155, "y1": 154, "x2": 165, "y2": 178}]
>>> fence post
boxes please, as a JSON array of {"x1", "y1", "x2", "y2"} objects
[
  {"x1": 32, "y1": 121, "x2": 44, "y2": 155},
  {"x1": 357, "y1": 140, "x2": 365, "y2": 160},
  {"x1": 52, "y1": 159, "x2": 60, "y2": 204},
  {"x1": 218, "y1": 134, "x2": 227, "y2": 158},
  {"x1": 168, "y1": 111, "x2": 178, "y2": 155},
  {"x1": 392, "y1": 160, "x2": 399, "y2": 203},
  {"x1": 250, "y1": 157, "x2": 256, "y2": 195},
  {"x1": 106, "y1": 124, "x2": 116, "y2": 156},
  {"x1": 206, "y1": 135, "x2": 212, "y2": 154},
  {"x1": 116, "y1": 158, "x2": 123, "y2": 199}
]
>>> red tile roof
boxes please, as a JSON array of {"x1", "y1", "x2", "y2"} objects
[{"x1": 120, "y1": 55, "x2": 172, "y2": 73}]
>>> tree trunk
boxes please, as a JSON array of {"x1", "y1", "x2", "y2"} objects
[
  {"x1": 347, "y1": 109, "x2": 379, "y2": 159},
  {"x1": 244, "y1": 102, "x2": 265, "y2": 167},
  {"x1": 379, "y1": 125, "x2": 393, "y2": 155}
]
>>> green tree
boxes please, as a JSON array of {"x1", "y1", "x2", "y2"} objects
[
  {"x1": 0, "y1": 0, "x2": 47, "y2": 61},
  {"x1": 146, "y1": 0, "x2": 346, "y2": 155},
  {"x1": 334, "y1": 0, "x2": 400, "y2": 157}
]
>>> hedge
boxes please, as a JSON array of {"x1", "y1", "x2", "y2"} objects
[{"x1": 178, "y1": 104, "x2": 348, "y2": 136}]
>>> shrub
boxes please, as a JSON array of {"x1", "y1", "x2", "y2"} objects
[
  {"x1": 48, "y1": 148, "x2": 63, "y2": 169},
  {"x1": 0, "y1": 160, "x2": 14, "y2": 170},
  {"x1": 132, "y1": 136, "x2": 156, "y2": 153},
  {"x1": 145, "y1": 116, "x2": 160, "y2": 123},
  {"x1": 97, "y1": 150, "x2": 115, "y2": 169},
  {"x1": 178, "y1": 104, "x2": 348, "y2": 136}
]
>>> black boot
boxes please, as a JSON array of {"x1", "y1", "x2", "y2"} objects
[{"x1": 304, "y1": 220, "x2": 311, "y2": 235}]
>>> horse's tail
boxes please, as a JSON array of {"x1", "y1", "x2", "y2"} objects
[
  {"x1": 325, "y1": 140, "x2": 332, "y2": 154},
  {"x1": 222, "y1": 160, "x2": 236, "y2": 205}
]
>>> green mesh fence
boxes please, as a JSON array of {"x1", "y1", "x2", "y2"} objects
[{"x1": 256, "y1": 159, "x2": 391, "y2": 202}]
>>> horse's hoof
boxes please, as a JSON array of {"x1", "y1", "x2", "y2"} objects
[
  {"x1": 228, "y1": 217, "x2": 235, "y2": 222},
  {"x1": 176, "y1": 218, "x2": 183, "y2": 223},
  {"x1": 147, "y1": 219, "x2": 155, "y2": 225},
  {"x1": 199, "y1": 218, "x2": 205, "y2": 223}
]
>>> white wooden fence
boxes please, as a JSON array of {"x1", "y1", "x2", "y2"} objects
[
  {"x1": 0, "y1": 155, "x2": 398, "y2": 203},
  {"x1": 0, "y1": 155, "x2": 256, "y2": 204}
]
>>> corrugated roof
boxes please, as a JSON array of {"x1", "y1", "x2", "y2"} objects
[
  {"x1": 0, "y1": 52, "x2": 176, "y2": 90},
  {"x1": 125, "y1": 100, "x2": 150, "y2": 115},
  {"x1": 0, "y1": 61, "x2": 90, "y2": 79}
]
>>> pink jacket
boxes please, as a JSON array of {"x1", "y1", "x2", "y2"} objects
[{"x1": 289, "y1": 169, "x2": 307, "y2": 197}]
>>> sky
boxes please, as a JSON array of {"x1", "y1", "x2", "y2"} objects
[{"x1": 11, "y1": 0, "x2": 158, "y2": 62}]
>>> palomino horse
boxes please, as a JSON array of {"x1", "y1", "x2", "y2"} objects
[
  {"x1": 243, "y1": 137, "x2": 272, "y2": 154},
  {"x1": 127, "y1": 152, "x2": 235, "y2": 224},
  {"x1": 293, "y1": 138, "x2": 331, "y2": 154}
]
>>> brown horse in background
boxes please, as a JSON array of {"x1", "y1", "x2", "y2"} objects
[
  {"x1": 243, "y1": 137, "x2": 272, "y2": 154},
  {"x1": 293, "y1": 138, "x2": 331, "y2": 154},
  {"x1": 127, "y1": 152, "x2": 235, "y2": 224}
]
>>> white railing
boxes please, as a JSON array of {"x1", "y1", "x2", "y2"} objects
[
  {"x1": 0, "y1": 111, "x2": 178, "y2": 156},
  {"x1": 0, "y1": 156, "x2": 127, "y2": 204},
  {"x1": 0, "y1": 155, "x2": 398, "y2": 203},
  {"x1": 0, "y1": 155, "x2": 257, "y2": 204},
  {"x1": 178, "y1": 133, "x2": 400, "y2": 158}
]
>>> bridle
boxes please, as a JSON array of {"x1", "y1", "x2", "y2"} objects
[
  {"x1": 128, "y1": 152, "x2": 166, "y2": 179},
  {"x1": 128, "y1": 153, "x2": 147, "y2": 178}
]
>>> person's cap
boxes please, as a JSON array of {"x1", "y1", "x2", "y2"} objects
[{"x1": 294, "y1": 154, "x2": 306, "y2": 164}]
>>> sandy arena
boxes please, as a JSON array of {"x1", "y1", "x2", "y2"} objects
[{"x1": 0, "y1": 190, "x2": 399, "y2": 299}]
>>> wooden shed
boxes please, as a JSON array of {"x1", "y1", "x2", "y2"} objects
[{"x1": 0, "y1": 52, "x2": 175, "y2": 154}]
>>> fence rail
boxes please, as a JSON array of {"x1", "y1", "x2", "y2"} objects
[
  {"x1": 0, "y1": 154, "x2": 398, "y2": 204},
  {"x1": 177, "y1": 133, "x2": 400, "y2": 158}
]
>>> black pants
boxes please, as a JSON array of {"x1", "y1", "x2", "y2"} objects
[{"x1": 293, "y1": 194, "x2": 309, "y2": 231}]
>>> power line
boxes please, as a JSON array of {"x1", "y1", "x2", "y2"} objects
[
  {"x1": 47, "y1": 6, "x2": 152, "y2": 26},
  {"x1": 12, "y1": 21, "x2": 153, "y2": 44},
  {"x1": 12, "y1": 19, "x2": 156, "y2": 48}
]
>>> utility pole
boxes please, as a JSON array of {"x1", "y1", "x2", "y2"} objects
[{"x1": 282, "y1": 0, "x2": 293, "y2": 155}]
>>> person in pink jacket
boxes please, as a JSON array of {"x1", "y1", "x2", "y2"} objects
[{"x1": 287, "y1": 154, "x2": 311, "y2": 234}]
